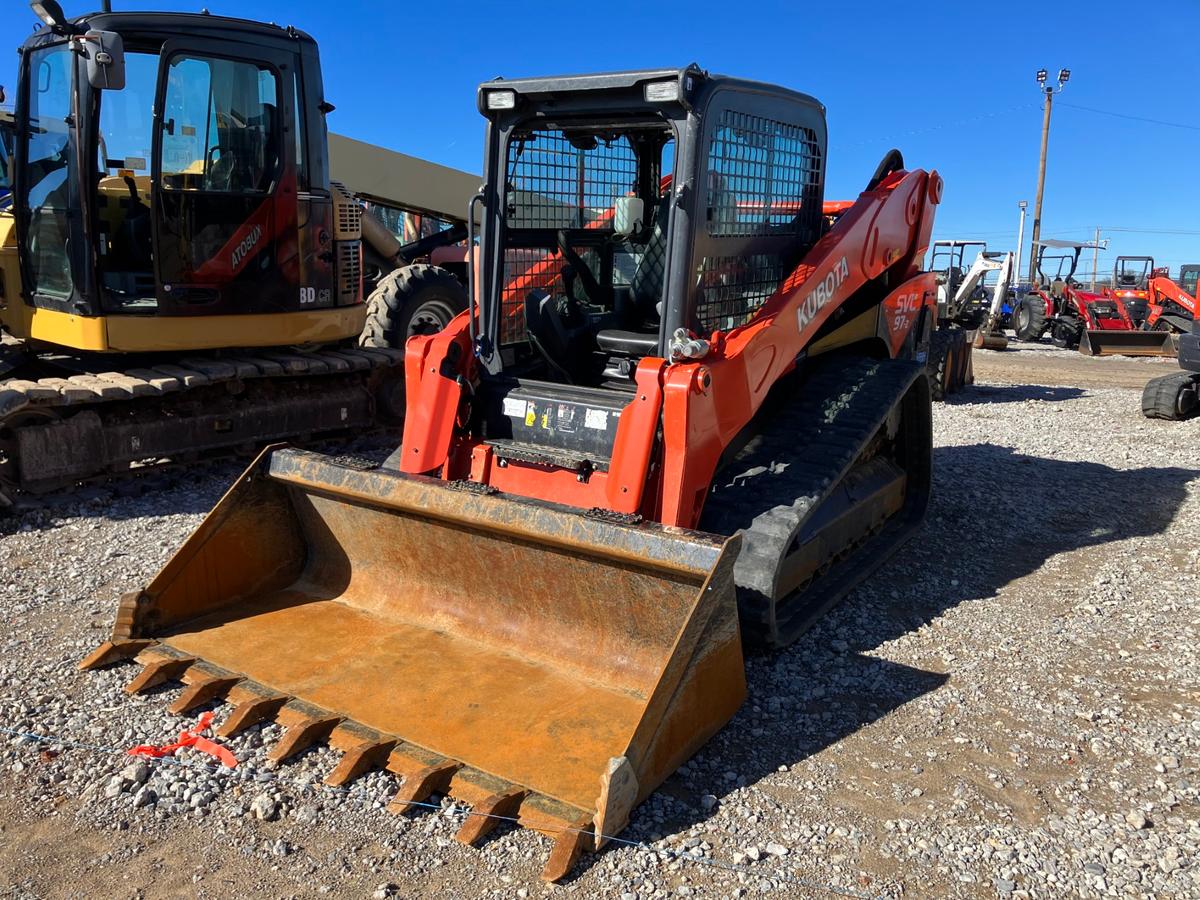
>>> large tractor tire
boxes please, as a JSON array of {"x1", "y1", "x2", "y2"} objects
[
  {"x1": 1013, "y1": 296, "x2": 1048, "y2": 341},
  {"x1": 1051, "y1": 317, "x2": 1082, "y2": 350},
  {"x1": 1142, "y1": 372, "x2": 1200, "y2": 421},
  {"x1": 360, "y1": 264, "x2": 468, "y2": 351}
]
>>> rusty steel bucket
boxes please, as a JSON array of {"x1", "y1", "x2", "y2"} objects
[
  {"x1": 82, "y1": 447, "x2": 745, "y2": 879},
  {"x1": 971, "y1": 328, "x2": 1009, "y2": 351},
  {"x1": 1079, "y1": 329, "x2": 1179, "y2": 357}
]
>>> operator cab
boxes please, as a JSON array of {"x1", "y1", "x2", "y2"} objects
[
  {"x1": 469, "y1": 67, "x2": 826, "y2": 474},
  {"x1": 13, "y1": 8, "x2": 347, "y2": 323},
  {"x1": 475, "y1": 69, "x2": 825, "y2": 391},
  {"x1": 499, "y1": 121, "x2": 675, "y2": 388},
  {"x1": 1033, "y1": 239, "x2": 1087, "y2": 294},
  {"x1": 1112, "y1": 256, "x2": 1153, "y2": 292}
]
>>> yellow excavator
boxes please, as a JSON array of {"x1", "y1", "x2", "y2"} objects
[{"x1": 0, "y1": 3, "x2": 474, "y2": 505}]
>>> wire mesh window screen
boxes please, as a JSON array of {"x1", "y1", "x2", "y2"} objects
[
  {"x1": 705, "y1": 111, "x2": 821, "y2": 237},
  {"x1": 505, "y1": 130, "x2": 638, "y2": 230},
  {"x1": 497, "y1": 248, "x2": 605, "y2": 345},
  {"x1": 695, "y1": 255, "x2": 787, "y2": 333},
  {"x1": 499, "y1": 249, "x2": 560, "y2": 345}
]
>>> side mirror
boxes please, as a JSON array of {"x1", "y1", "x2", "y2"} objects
[
  {"x1": 83, "y1": 30, "x2": 125, "y2": 91},
  {"x1": 613, "y1": 196, "x2": 644, "y2": 237}
]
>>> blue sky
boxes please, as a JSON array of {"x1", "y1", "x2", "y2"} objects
[{"x1": 3, "y1": 0, "x2": 1198, "y2": 275}]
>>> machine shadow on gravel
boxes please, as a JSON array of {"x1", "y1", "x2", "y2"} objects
[
  {"x1": 945, "y1": 384, "x2": 1086, "y2": 404},
  {"x1": 0, "y1": 469, "x2": 240, "y2": 534},
  {"x1": 645, "y1": 444, "x2": 1199, "y2": 837}
]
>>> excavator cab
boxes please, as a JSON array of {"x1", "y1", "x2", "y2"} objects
[
  {"x1": 7, "y1": 6, "x2": 363, "y2": 352},
  {"x1": 1180, "y1": 264, "x2": 1200, "y2": 298}
]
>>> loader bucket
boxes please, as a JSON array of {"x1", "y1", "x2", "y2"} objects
[
  {"x1": 1079, "y1": 329, "x2": 1180, "y2": 357},
  {"x1": 82, "y1": 447, "x2": 745, "y2": 880},
  {"x1": 971, "y1": 329, "x2": 1009, "y2": 351}
]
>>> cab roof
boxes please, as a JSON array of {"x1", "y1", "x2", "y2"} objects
[
  {"x1": 478, "y1": 65, "x2": 824, "y2": 117},
  {"x1": 22, "y1": 10, "x2": 314, "y2": 51}
]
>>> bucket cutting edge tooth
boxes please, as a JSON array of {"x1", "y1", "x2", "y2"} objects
[
  {"x1": 387, "y1": 761, "x2": 462, "y2": 814},
  {"x1": 455, "y1": 788, "x2": 529, "y2": 845},
  {"x1": 168, "y1": 675, "x2": 242, "y2": 715},
  {"x1": 325, "y1": 738, "x2": 397, "y2": 787}
]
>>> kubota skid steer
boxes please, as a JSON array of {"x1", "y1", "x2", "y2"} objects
[{"x1": 84, "y1": 67, "x2": 941, "y2": 879}]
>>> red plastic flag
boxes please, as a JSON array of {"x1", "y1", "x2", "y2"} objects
[{"x1": 126, "y1": 711, "x2": 238, "y2": 768}]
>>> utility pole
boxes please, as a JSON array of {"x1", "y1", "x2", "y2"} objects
[
  {"x1": 1015, "y1": 200, "x2": 1028, "y2": 286},
  {"x1": 1091, "y1": 226, "x2": 1102, "y2": 291},
  {"x1": 1029, "y1": 68, "x2": 1071, "y2": 283}
]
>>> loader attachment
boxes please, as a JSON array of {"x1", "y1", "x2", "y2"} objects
[
  {"x1": 1079, "y1": 329, "x2": 1179, "y2": 357},
  {"x1": 82, "y1": 447, "x2": 745, "y2": 879},
  {"x1": 970, "y1": 328, "x2": 1009, "y2": 351}
]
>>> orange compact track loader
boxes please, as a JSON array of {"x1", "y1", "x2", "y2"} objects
[
  {"x1": 1143, "y1": 270, "x2": 1196, "y2": 336},
  {"x1": 84, "y1": 67, "x2": 941, "y2": 879}
]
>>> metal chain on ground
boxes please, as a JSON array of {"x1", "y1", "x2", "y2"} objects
[{"x1": 0, "y1": 723, "x2": 886, "y2": 900}]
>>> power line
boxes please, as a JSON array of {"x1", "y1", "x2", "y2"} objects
[
  {"x1": 830, "y1": 102, "x2": 1040, "y2": 149},
  {"x1": 1058, "y1": 102, "x2": 1200, "y2": 133},
  {"x1": 1102, "y1": 227, "x2": 1200, "y2": 236}
]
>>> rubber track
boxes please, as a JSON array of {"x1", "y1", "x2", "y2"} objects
[
  {"x1": 700, "y1": 356, "x2": 929, "y2": 647},
  {"x1": 1141, "y1": 370, "x2": 1200, "y2": 421},
  {"x1": 0, "y1": 346, "x2": 403, "y2": 505}
]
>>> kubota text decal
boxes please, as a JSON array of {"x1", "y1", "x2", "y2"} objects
[
  {"x1": 231, "y1": 224, "x2": 264, "y2": 273},
  {"x1": 797, "y1": 256, "x2": 850, "y2": 333}
]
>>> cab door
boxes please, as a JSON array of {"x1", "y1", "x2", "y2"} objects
[{"x1": 150, "y1": 39, "x2": 331, "y2": 316}]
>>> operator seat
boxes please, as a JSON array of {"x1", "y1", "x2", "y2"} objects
[{"x1": 596, "y1": 198, "x2": 670, "y2": 358}]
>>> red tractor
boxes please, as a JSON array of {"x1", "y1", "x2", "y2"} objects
[
  {"x1": 1012, "y1": 240, "x2": 1174, "y2": 356},
  {"x1": 1103, "y1": 255, "x2": 1155, "y2": 325}
]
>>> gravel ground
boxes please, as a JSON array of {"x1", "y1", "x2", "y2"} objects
[{"x1": 1, "y1": 349, "x2": 1198, "y2": 899}]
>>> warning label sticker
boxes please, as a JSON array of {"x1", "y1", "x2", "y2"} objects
[
  {"x1": 502, "y1": 397, "x2": 527, "y2": 418},
  {"x1": 584, "y1": 408, "x2": 608, "y2": 430}
]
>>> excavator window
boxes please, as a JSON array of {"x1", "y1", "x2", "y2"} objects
[
  {"x1": 20, "y1": 42, "x2": 75, "y2": 300},
  {"x1": 95, "y1": 50, "x2": 160, "y2": 308},
  {"x1": 495, "y1": 122, "x2": 674, "y2": 384},
  {"x1": 0, "y1": 114, "x2": 11, "y2": 207},
  {"x1": 1181, "y1": 266, "x2": 1200, "y2": 297},
  {"x1": 159, "y1": 54, "x2": 280, "y2": 194}
]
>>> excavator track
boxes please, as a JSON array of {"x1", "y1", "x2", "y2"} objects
[
  {"x1": 700, "y1": 356, "x2": 932, "y2": 647},
  {"x1": 0, "y1": 346, "x2": 404, "y2": 507}
]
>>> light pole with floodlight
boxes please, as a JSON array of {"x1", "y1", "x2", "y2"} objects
[{"x1": 1029, "y1": 68, "x2": 1070, "y2": 283}]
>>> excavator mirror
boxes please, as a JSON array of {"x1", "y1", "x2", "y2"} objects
[
  {"x1": 614, "y1": 196, "x2": 644, "y2": 236},
  {"x1": 82, "y1": 30, "x2": 125, "y2": 91}
]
